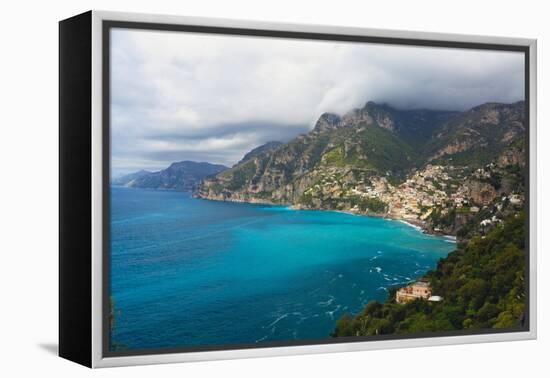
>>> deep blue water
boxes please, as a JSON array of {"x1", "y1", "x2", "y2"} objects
[{"x1": 109, "y1": 186, "x2": 455, "y2": 351}]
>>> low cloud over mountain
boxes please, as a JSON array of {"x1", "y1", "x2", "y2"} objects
[{"x1": 111, "y1": 29, "x2": 524, "y2": 175}]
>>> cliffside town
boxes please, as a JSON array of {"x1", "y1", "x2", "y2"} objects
[{"x1": 197, "y1": 101, "x2": 526, "y2": 239}]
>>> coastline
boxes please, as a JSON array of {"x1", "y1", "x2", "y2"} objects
[
  {"x1": 195, "y1": 193, "x2": 458, "y2": 239},
  {"x1": 397, "y1": 219, "x2": 426, "y2": 232},
  {"x1": 290, "y1": 204, "x2": 459, "y2": 240},
  {"x1": 193, "y1": 193, "x2": 288, "y2": 206},
  {"x1": 290, "y1": 203, "x2": 457, "y2": 240},
  {"x1": 397, "y1": 219, "x2": 457, "y2": 242}
]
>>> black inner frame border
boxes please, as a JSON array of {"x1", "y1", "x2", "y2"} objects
[{"x1": 102, "y1": 19, "x2": 531, "y2": 359}]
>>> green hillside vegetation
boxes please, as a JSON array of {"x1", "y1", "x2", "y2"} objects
[
  {"x1": 317, "y1": 124, "x2": 417, "y2": 172},
  {"x1": 220, "y1": 160, "x2": 257, "y2": 190},
  {"x1": 355, "y1": 125, "x2": 417, "y2": 172},
  {"x1": 332, "y1": 211, "x2": 526, "y2": 336}
]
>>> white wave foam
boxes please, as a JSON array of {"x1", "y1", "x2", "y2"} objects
[
  {"x1": 317, "y1": 295, "x2": 335, "y2": 307},
  {"x1": 265, "y1": 313, "x2": 288, "y2": 328},
  {"x1": 398, "y1": 220, "x2": 423, "y2": 232},
  {"x1": 325, "y1": 305, "x2": 342, "y2": 319}
]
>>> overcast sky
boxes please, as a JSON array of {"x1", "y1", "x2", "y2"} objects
[{"x1": 110, "y1": 28, "x2": 525, "y2": 176}]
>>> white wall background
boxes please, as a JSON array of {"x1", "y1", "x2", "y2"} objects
[{"x1": 0, "y1": 0, "x2": 546, "y2": 376}]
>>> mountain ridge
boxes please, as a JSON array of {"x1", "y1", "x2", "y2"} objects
[{"x1": 115, "y1": 161, "x2": 227, "y2": 192}]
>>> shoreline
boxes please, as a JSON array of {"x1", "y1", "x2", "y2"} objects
[
  {"x1": 291, "y1": 205, "x2": 458, "y2": 240},
  {"x1": 397, "y1": 219, "x2": 457, "y2": 242},
  {"x1": 397, "y1": 219, "x2": 425, "y2": 232},
  {"x1": 195, "y1": 193, "x2": 458, "y2": 240}
]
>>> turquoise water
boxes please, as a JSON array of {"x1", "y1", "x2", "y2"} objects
[{"x1": 110, "y1": 186, "x2": 455, "y2": 351}]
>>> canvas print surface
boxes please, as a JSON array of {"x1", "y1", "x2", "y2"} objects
[{"x1": 108, "y1": 28, "x2": 527, "y2": 353}]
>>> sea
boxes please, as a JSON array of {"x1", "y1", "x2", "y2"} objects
[{"x1": 109, "y1": 186, "x2": 455, "y2": 351}]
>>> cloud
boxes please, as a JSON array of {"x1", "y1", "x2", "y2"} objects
[{"x1": 110, "y1": 28, "x2": 524, "y2": 175}]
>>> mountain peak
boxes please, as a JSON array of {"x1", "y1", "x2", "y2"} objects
[
  {"x1": 339, "y1": 102, "x2": 395, "y2": 131},
  {"x1": 313, "y1": 103, "x2": 397, "y2": 133},
  {"x1": 313, "y1": 112, "x2": 341, "y2": 132}
]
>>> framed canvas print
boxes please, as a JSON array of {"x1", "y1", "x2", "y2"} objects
[{"x1": 59, "y1": 10, "x2": 537, "y2": 368}]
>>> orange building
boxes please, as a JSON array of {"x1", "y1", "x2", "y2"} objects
[{"x1": 395, "y1": 281, "x2": 432, "y2": 303}]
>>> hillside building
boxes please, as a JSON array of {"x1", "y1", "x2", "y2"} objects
[{"x1": 396, "y1": 280, "x2": 432, "y2": 303}]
